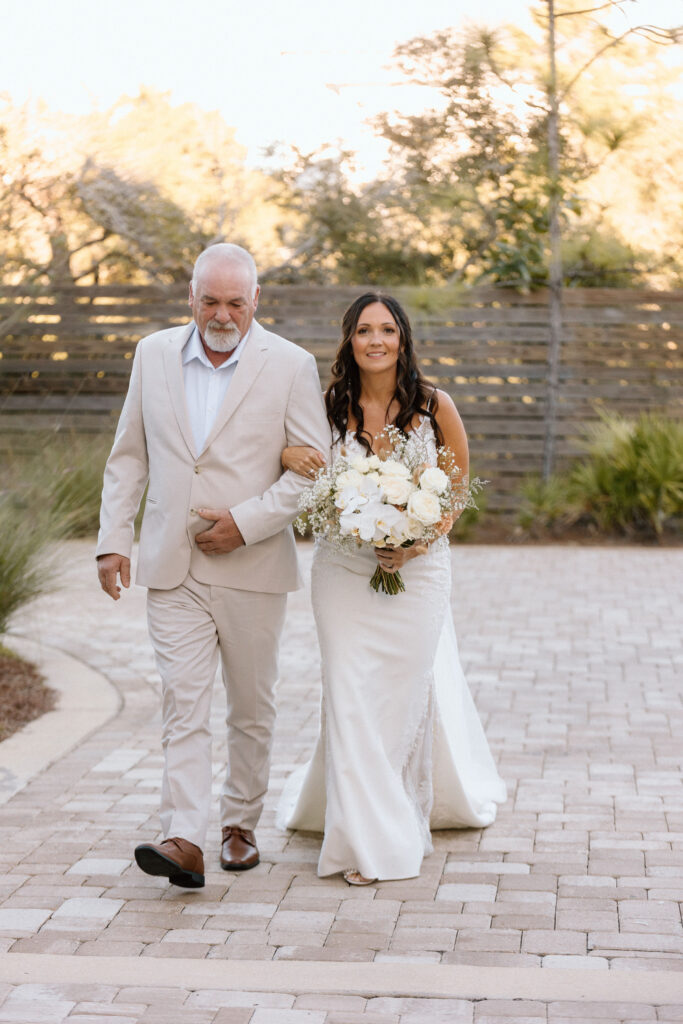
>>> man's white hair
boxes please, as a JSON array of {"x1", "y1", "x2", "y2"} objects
[{"x1": 191, "y1": 243, "x2": 258, "y2": 297}]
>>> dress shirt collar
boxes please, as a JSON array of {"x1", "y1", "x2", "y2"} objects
[{"x1": 182, "y1": 324, "x2": 251, "y2": 370}]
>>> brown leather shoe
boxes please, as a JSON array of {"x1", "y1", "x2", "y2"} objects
[
  {"x1": 220, "y1": 825, "x2": 260, "y2": 871},
  {"x1": 135, "y1": 837, "x2": 205, "y2": 888}
]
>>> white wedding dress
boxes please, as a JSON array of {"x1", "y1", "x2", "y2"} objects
[{"x1": 277, "y1": 419, "x2": 506, "y2": 880}]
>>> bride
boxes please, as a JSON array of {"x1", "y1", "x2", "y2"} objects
[{"x1": 277, "y1": 292, "x2": 506, "y2": 884}]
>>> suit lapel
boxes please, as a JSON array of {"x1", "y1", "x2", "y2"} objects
[
  {"x1": 200, "y1": 321, "x2": 269, "y2": 453},
  {"x1": 163, "y1": 323, "x2": 197, "y2": 458}
]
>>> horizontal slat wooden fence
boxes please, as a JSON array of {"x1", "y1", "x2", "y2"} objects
[{"x1": 1, "y1": 284, "x2": 681, "y2": 514}]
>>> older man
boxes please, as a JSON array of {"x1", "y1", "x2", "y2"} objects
[{"x1": 97, "y1": 244, "x2": 330, "y2": 887}]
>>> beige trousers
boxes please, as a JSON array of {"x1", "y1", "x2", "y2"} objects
[{"x1": 146, "y1": 574, "x2": 287, "y2": 849}]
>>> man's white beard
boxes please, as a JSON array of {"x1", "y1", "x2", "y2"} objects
[{"x1": 204, "y1": 322, "x2": 241, "y2": 352}]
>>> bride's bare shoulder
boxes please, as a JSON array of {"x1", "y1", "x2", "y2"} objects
[{"x1": 433, "y1": 390, "x2": 462, "y2": 425}]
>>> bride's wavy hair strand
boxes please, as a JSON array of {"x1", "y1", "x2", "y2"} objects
[{"x1": 325, "y1": 292, "x2": 442, "y2": 452}]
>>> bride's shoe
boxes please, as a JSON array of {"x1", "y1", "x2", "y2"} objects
[{"x1": 343, "y1": 869, "x2": 377, "y2": 886}]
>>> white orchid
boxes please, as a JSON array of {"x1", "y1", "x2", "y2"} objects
[
  {"x1": 340, "y1": 500, "x2": 386, "y2": 542},
  {"x1": 358, "y1": 474, "x2": 382, "y2": 500},
  {"x1": 377, "y1": 506, "x2": 413, "y2": 547},
  {"x1": 334, "y1": 486, "x2": 367, "y2": 512}
]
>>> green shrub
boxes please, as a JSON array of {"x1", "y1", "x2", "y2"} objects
[
  {"x1": 0, "y1": 497, "x2": 57, "y2": 635},
  {"x1": 0, "y1": 432, "x2": 109, "y2": 635},
  {"x1": 517, "y1": 412, "x2": 683, "y2": 539},
  {"x1": 44, "y1": 435, "x2": 112, "y2": 537},
  {"x1": 517, "y1": 473, "x2": 578, "y2": 536},
  {"x1": 571, "y1": 412, "x2": 683, "y2": 537},
  {"x1": 1, "y1": 432, "x2": 113, "y2": 539}
]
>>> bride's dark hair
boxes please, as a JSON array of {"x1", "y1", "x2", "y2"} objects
[{"x1": 325, "y1": 292, "x2": 442, "y2": 452}]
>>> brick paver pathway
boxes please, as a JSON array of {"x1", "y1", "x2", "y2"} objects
[{"x1": 1, "y1": 541, "x2": 681, "y2": 1022}]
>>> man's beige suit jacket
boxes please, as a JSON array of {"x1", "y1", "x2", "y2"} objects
[{"x1": 96, "y1": 319, "x2": 331, "y2": 593}]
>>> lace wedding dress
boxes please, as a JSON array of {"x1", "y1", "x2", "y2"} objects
[{"x1": 277, "y1": 419, "x2": 506, "y2": 880}]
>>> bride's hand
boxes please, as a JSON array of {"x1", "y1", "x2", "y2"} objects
[
  {"x1": 282, "y1": 445, "x2": 327, "y2": 479},
  {"x1": 374, "y1": 543, "x2": 428, "y2": 573}
]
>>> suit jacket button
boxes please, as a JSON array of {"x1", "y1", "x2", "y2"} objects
[{"x1": 194, "y1": 466, "x2": 200, "y2": 474}]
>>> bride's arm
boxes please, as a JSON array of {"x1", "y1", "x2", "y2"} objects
[
  {"x1": 375, "y1": 393, "x2": 468, "y2": 574},
  {"x1": 434, "y1": 390, "x2": 469, "y2": 525},
  {"x1": 281, "y1": 445, "x2": 327, "y2": 478}
]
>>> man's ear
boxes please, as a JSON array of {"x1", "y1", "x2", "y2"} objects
[{"x1": 188, "y1": 283, "x2": 194, "y2": 307}]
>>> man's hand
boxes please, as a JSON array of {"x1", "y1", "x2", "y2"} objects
[
  {"x1": 196, "y1": 509, "x2": 245, "y2": 555},
  {"x1": 97, "y1": 554, "x2": 131, "y2": 601}
]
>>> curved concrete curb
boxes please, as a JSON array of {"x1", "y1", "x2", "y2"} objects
[{"x1": 0, "y1": 636, "x2": 120, "y2": 805}]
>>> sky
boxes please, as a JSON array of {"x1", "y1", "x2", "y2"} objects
[{"x1": 3, "y1": 0, "x2": 681, "y2": 171}]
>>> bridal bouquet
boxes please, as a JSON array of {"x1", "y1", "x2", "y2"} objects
[{"x1": 295, "y1": 426, "x2": 483, "y2": 595}]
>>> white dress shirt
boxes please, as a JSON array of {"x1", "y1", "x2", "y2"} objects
[{"x1": 182, "y1": 326, "x2": 250, "y2": 453}]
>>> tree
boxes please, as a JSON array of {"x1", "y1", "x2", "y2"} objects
[
  {"x1": 538, "y1": 0, "x2": 681, "y2": 477},
  {"x1": 80, "y1": 90, "x2": 286, "y2": 274},
  {"x1": 0, "y1": 97, "x2": 202, "y2": 288},
  {"x1": 0, "y1": 101, "x2": 111, "y2": 290},
  {"x1": 366, "y1": 6, "x2": 680, "y2": 475},
  {"x1": 375, "y1": 28, "x2": 559, "y2": 288},
  {"x1": 0, "y1": 91, "x2": 284, "y2": 289},
  {"x1": 264, "y1": 146, "x2": 440, "y2": 284}
]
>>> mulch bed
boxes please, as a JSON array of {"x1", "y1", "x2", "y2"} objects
[{"x1": 0, "y1": 645, "x2": 57, "y2": 742}]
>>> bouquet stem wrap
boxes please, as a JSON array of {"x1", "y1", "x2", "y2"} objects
[{"x1": 370, "y1": 565, "x2": 406, "y2": 595}]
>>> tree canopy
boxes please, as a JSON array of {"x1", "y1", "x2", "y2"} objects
[
  {"x1": 0, "y1": 90, "x2": 283, "y2": 288},
  {"x1": 1, "y1": 3, "x2": 680, "y2": 290},
  {"x1": 272, "y1": 5, "x2": 682, "y2": 288}
]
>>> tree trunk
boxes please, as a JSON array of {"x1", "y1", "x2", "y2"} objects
[
  {"x1": 543, "y1": 0, "x2": 564, "y2": 481},
  {"x1": 47, "y1": 230, "x2": 76, "y2": 291}
]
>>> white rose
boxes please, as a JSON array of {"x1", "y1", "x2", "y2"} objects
[
  {"x1": 350, "y1": 455, "x2": 371, "y2": 474},
  {"x1": 335, "y1": 469, "x2": 363, "y2": 492},
  {"x1": 406, "y1": 516, "x2": 426, "y2": 539},
  {"x1": 366, "y1": 455, "x2": 381, "y2": 470},
  {"x1": 380, "y1": 475, "x2": 415, "y2": 506},
  {"x1": 379, "y1": 459, "x2": 411, "y2": 478},
  {"x1": 419, "y1": 467, "x2": 449, "y2": 495},
  {"x1": 407, "y1": 489, "x2": 442, "y2": 526}
]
